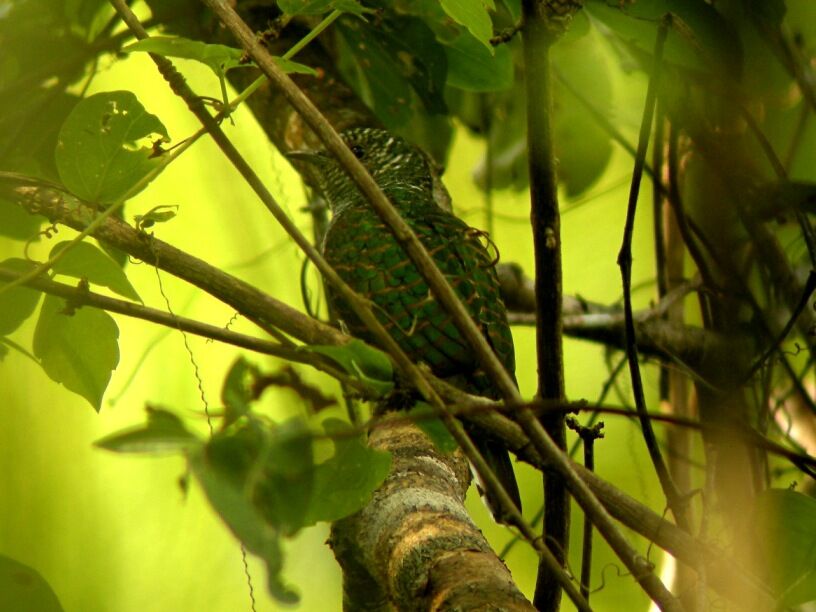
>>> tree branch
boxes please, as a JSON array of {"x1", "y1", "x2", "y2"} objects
[
  {"x1": 331, "y1": 417, "x2": 535, "y2": 611},
  {"x1": 455, "y1": 404, "x2": 777, "y2": 611},
  {"x1": 0, "y1": 265, "x2": 369, "y2": 394},
  {"x1": 521, "y1": 0, "x2": 570, "y2": 607},
  {"x1": 496, "y1": 262, "x2": 745, "y2": 377},
  {"x1": 200, "y1": 4, "x2": 683, "y2": 607},
  {"x1": 5, "y1": 177, "x2": 344, "y2": 345}
]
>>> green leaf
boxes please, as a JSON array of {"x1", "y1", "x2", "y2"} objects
[
  {"x1": 307, "y1": 339, "x2": 394, "y2": 396},
  {"x1": 49, "y1": 241, "x2": 140, "y2": 301},
  {"x1": 275, "y1": 56, "x2": 319, "y2": 76},
  {"x1": 124, "y1": 37, "x2": 315, "y2": 114},
  {"x1": 221, "y1": 357, "x2": 254, "y2": 428},
  {"x1": 441, "y1": 0, "x2": 496, "y2": 52},
  {"x1": 189, "y1": 442, "x2": 299, "y2": 604},
  {"x1": 55, "y1": 91, "x2": 169, "y2": 204},
  {"x1": 278, "y1": 0, "x2": 367, "y2": 16},
  {"x1": 33, "y1": 293, "x2": 120, "y2": 411},
  {"x1": 0, "y1": 555, "x2": 64, "y2": 612},
  {"x1": 0, "y1": 259, "x2": 42, "y2": 335},
  {"x1": 408, "y1": 403, "x2": 458, "y2": 453},
  {"x1": 752, "y1": 489, "x2": 816, "y2": 606},
  {"x1": 125, "y1": 36, "x2": 317, "y2": 76},
  {"x1": 444, "y1": 32, "x2": 513, "y2": 91},
  {"x1": 95, "y1": 407, "x2": 200, "y2": 453},
  {"x1": 305, "y1": 418, "x2": 391, "y2": 524},
  {"x1": 124, "y1": 37, "x2": 246, "y2": 76}
]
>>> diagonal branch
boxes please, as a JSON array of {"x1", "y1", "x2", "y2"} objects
[
  {"x1": 111, "y1": 3, "x2": 574, "y2": 603},
  {"x1": 0, "y1": 265, "x2": 368, "y2": 394},
  {"x1": 198, "y1": 3, "x2": 682, "y2": 608}
]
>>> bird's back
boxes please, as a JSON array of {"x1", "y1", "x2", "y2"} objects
[{"x1": 322, "y1": 198, "x2": 516, "y2": 397}]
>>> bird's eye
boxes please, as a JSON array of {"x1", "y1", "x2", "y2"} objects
[{"x1": 350, "y1": 145, "x2": 365, "y2": 159}]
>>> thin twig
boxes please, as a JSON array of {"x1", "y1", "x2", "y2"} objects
[
  {"x1": 616, "y1": 15, "x2": 690, "y2": 532},
  {"x1": 0, "y1": 264, "x2": 368, "y2": 394},
  {"x1": 566, "y1": 417, "x2": 604, "y2": 603}
]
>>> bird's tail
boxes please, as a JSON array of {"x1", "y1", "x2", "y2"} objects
[{"x1": 468, "y1": 426, "x2": 522, "y2": 525}]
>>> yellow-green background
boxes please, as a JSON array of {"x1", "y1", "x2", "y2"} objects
[{"x1": 0, "y1": 39, "x2": 670, "y2": 611}]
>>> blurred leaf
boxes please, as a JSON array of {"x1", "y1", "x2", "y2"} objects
[
  {"x1": 278, "y1": 0, "x2": 367, "y2": 16},
  {"x1": 337, "y1": 17, "x2": 427, "y2": 127},
  {"x1": 0, "y1": 197, "x2": 45, "y2": 240},
  {"x1": 307, "y1": 339, "x2": 394, "y2": 396},
  {"x1": 0, "y1": 89, "x2": 80, "y2": 183},
  {"x1": 585, "y1": 0, "x2": 742, "y2": 76},
  {"x1": 204, "y1": 419, "x2": 314, "y2": 538},
  {"x1": 500, "y1": 0, "x2": 521, "y2": 21},
  {"x1": 55, "y1": 91, "x2": 169, "y2": 204},
  {"x1": 752, "y1": 488, "x2": 816, "y2": 606},
  {"x1": 383, "y1": 0, "x2": 460, "y2": 42},
  {"x1": 456, "y1": 85, "x2": 528, "y2": 192},
  {"x1": 253, "y1": 365, "x2": 338, "y2": 414},
  {"x1": 396, "y1": 110, "x2": 454, "y2": 168},
  {"x1": 253, "y1": 418, "x2": 315, "y2": 536},
  {"x1": 444, "y1": 32, "x2": 513, "y2": 91},
  {"x1": 751, "y1": 180, "x2": 816, "y2": 219},
  {"x1": 409, "y1": 403, "x2": 458, "y2": 453},
  {"x1": 189, "y1": 440, "x2": 299, "y2": 604},
  {"x1": 134, "y1": 204, "x2": 179, "y2": 230},
  {"x1": 95, "y1": 407, "x2": 200, "y2": 453},
  {"x1": 0, "y1": 259, "x2": 41, "y2": 336},
  {"x1": 0, "y1": 1, "x2": 89, "y2": 92},
  {"x1": 785, "y1": 1, "x2": 816, "y2": 56},
  {"x1": 368, "y1": 15, "x2": 448, "y2": 114},
  {"x1": 743, "y1": 0, "x2": 787, "y2": 29},
  {"x1": 551, "y1": 28, "x2": 614, "y2": 197},
  {"x1": 222, "y1": 356, "x2": 254, "y2": 428},
  {"x1": 440, "y1": 0, "x2": 496, "y2": 52},
  {"x1": 49, "y1": 241, "x2": 140, "y2": 301},
  {"x1": 0, "y1": 555, "x2": 64, "y2": 612},
  {"x1": 469, "y1": 21, "x2": 612, "y2": 196},
  {"x1": 63, "y1": 0, "x2": 115, "y2": 41},
  {"x1": 304, "y1": 418, "x2": 391, "y2": 523},
  {"x1": 33, "y1": 293, "x2": 120, "y2": 411}
]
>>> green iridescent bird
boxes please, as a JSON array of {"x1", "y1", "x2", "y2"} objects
[{"x1": 294, "y1": 128, "x2": 521, "y2": 521}]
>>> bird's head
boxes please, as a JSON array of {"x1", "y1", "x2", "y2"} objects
[{"x1": 288, "y1": 128, "x2": 433, "y2": 212}]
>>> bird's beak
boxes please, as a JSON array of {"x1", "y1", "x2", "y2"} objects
[{"x1": 285, "y1": 149, "x2": 324, "y2": 165}]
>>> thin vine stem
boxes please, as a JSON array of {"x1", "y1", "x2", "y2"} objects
[{"x1": 616, "y1": 14, "x2": 691, "y2": 532}]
